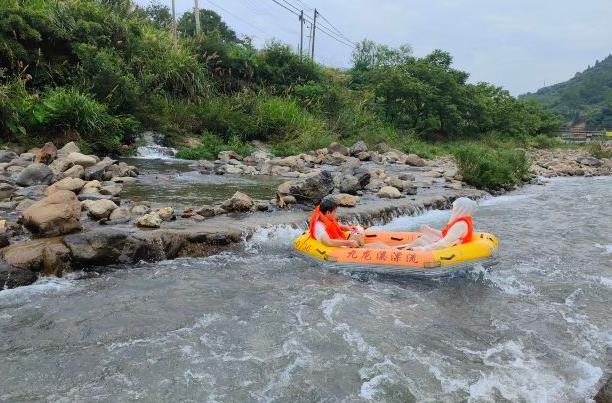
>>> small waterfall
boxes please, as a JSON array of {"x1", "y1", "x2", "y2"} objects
[{"x1": 136, "y1": 132, "x2": 177, "y2": 159}]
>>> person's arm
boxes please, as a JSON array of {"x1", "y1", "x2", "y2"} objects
[
  {"x1": 319, "y1": 233, "x2": 360, "y2": 248},
  {"x1": 412, "y1": 221, "x2": 467, "y2": 251}
]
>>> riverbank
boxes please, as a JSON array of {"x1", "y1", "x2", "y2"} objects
[{"x1": 1, "y1": 140, "x2": 610, "y2": 289}]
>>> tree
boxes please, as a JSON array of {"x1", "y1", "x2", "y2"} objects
[
  {"x1": 178, "y1": 9, "x2": 241, "y2": 43},
  {"x1": 143, "y1": 1, "x2": 172, "y2": 30}
]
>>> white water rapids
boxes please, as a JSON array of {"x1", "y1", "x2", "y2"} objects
[{"x1": 0, "y1": 177, "x2": 611, "y2": 402}]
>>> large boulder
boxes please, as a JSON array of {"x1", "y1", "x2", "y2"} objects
[
  {"x1": 21, "y1": 190, "x2": 81, "y2": 237},
  {"x1": 15, "y1": 163, "x2": 54, "y2": 186},
  {"x1": 57, "y1": 141, "x2": 80, "y2": 157},
  {"x1": 82, "y1": 199, "x2": 118, "y2": 220},
  {"x1": 1, "y1": 237, "x2": 70, "y2": 275},
  {"x1": 66, "y1": 152, "x2": 97, "y2": 168},
  {"x1": 49, "y1": 158, "x2": 74, "y2": 175},
  {"x1": 0, "y1": 263, "x2": 37, "y2": 289},
  {"x1": 221, "y1": 191, "x2": 254, "y2": 212},
  {"x1": 327, "y1": 142, "x2": 349, "y2": 156},
  {"x1": 34, "y1": 142, "x2": 57, "y2": 164},
  {"x1": 45, "y1": 177, "x2": 85, "y2": 195},
  {"x1": 61, "y1": 164, "x2": 84, "y2": 179},
  {"x1": 289, "y1": 170, "x2": 334, "y2": 204},
  {"x1": 338, "y1": 175, "x2": 362, "y2": 195},
  {"x1": 378, "y1": 186, "x2": 402, "y2": 199},
  {"x1": 64, "y1": 229, "x2": 128, "y2": 266},
  {"x1": 0, "y1": 150, "x2": 17, "y2": 163}
]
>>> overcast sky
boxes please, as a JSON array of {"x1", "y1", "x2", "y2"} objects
[{"x1": 135, "y1": 0, "x2": 612, "y2": 95}]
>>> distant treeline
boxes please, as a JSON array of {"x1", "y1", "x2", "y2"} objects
[{"x1": 0, "y1": 0, "x2": 560, "y2": 155}]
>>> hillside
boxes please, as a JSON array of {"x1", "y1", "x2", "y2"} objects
[{"x1": 521, "y1": 55, "x2": 612, "y2": 129}]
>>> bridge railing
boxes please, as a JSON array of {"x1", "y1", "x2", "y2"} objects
[{"x1": 556, "y1": 130, "x2": 610, "y2": 144}]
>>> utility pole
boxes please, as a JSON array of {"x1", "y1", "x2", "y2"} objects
[
  {"x1": 310, "y1": 8, "x2": 318, "y2": 59},
  {"x1": 299, "y1": 10, "x2": 304, "y2": 59},
  {"x1": 171, "y1": 0, "x2": 177, "y2": 43},
  {"x1": 194, "y1": 0, "x2": 201, "y2": 36}
]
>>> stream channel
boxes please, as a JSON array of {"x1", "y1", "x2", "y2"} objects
[{"x1": 0, "y1": 150, "x2": 610, "y2": 402}]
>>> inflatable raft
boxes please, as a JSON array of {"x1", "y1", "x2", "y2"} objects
[{"x1": 293, "y1": 231, "x2": 499, "y2": 277}]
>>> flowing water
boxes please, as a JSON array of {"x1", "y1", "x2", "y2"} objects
[{"x1": 1, "y1": 177, "x2": 611, "y2": 402}]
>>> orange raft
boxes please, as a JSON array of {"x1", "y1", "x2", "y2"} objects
[{"x1": 293, "y1": 231, "x2": 499, "y2": 277}]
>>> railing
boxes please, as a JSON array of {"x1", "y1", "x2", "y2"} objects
[{"x1": 557, "y1": 129, "x2": 610, "y2": 144}]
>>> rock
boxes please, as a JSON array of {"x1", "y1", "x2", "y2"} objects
[
  {"x1": 218, "y1": 150, "x2": 243, "y2": 162},
  {"x1": 595, "y1": 375, "x2": 612, "y2": 403},
  {"x1": 384, "y1": 176, "x2": 415, "y2": 193},
  {"x1": 405, "y1": 154, "x2": 426, "y2": 167},
  {"x1": 57, "y1": 141, "x2": 80, "y2": 157},
  {"x1": 1, "y1": 237, "x2": 69, "y2": 275},
  {"x1": 378, "y1": 186, "x2": 402, "y2": 199},
  {"x1": 376, "y1": 143, "x2": 392, "y2": 153},
  {"x1": 0, "y1": 201, "x2": 18, "y2": 210},
  {"x1": 355, "y1": 151, "x2": 372, "y2": 161},
  {"x1": 13, "y1": 185, "x2": 47, "y2": 200},
  {"x1": 34, "y1": 142, "x2": 57, "y2": 164},
  {"x1": 155, "y1": 207, "x2": 175, "y2": 221},
  {"x1": 131, "y1": 204, "x2": 151, "y2": 215},
  {"x1": 82, "y1": 199, "x2": 118, "y2": 220},
  {"x1": 109, "y1": 207, "x2": 130, "y2": 221},
  {"x1": 195, "y1": 205, "x2": 216, "y2": 217},
  {"x1": 10, "y1": 157, "x2": 33, "y2": 168},
  {"x1": 0, "y1": 182, "x2": 16, "y2": 200},
  {"x1": 64, "y1": 229, "x2": 128, "y2": 265},
  {"x1": 398, "y1": 173, "x2": 416, "y2": 181},
  {"x1": 277, "y1": 181, "x2": 294, "y2": 196},
  {"x1": 224, "y1": 165, "x2": 243, "y2": 175},
  {"x1": 15, "y1": 163, "x2": 54, "y2": 186},
  {"x1": 221, "y1": 191, "x2": 254, "y2": 212},
  {"x1": 5, "y1": 165, "x2": 24, "y2": 176},
  {"x1": 288, "y1": 170, "x2": 334, "y2": 204},
  {"x1": 83, "y1": 157, "x2": 116, "y2": 181},
  {"x1": 21, "y1": 190, "x2": 81, "y2": 237},
  {"x1": 274, "y1": 155, "x2": 304, "y2": 170},
  {"x1": 81, "y1": 180, "x2": 102, "y2": 194},
  {"x1": 49, "y1": 158, "x2": 74, "y2": 175},
  {"x1": 100, "y1": 183, "x2": 123, "y2": 196},
  {"x1": 381, "y1": 151, "x2": 404, "y2": 164},
  {"x1": 136, "y1": 213, "x2": 162, "y2": 228},
  {"x1": 0, "y1": 263, "x2": 37, "y2": 289},
  {"x1": 349, "y1": 141, "x2": 368, "y2": 156},
  {"x1": 111, "y1": 176, "x2": 137, "y2": 184},
  {"x1": 0, "y1": 229, "x2": 8, "y2": 248},
  {"x1": 254, "y1": 201, "x2": 269, "y2": 212},
  {"x1": 106, "y1": 162, "x2": 138, "y2": 178},
  {"x1": 66, "y1": 152, "x2": 97, "y2": 168},
  {"x1": 339, "y1": 175, "x2": 361, "y2": 195},
  {"x1": 322, "y1": 152, "x2": 347, "y2": 166},
  {"x1": 45, "y1": 177, "x2": 86, "y2": 195},
  {"x1": 423, "y1": 170, "x2": 443, "y2": 178},
  {"x1": 61, "y1": 164, "x2": 84, "y2": 179},
  {"x1": 77, "y1": 193, "x2": 119, "y2": 203},
  {"x1": 20, "y1": 152, "x2": 35, "y2": 162},
  {"x1": 277, "y1": 195, "x2": 296, "y2": 208},
  {"x1": 0, "y1": 150, "x2": 17, "y2": 163},
  {"x1": 327, "y1": 142, "x2": 349, "y2": 156},
  {"x1": 577, "y1": 156, "x2": 602, "y2": 167},
  {"x1": 330, "y1": 193, "x2": 358, "y2": 207}
]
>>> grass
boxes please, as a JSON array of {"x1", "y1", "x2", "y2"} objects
[
  {"x1": 175, "y1": 132, "x2": 253, "y2": 160},
  {"x1": 587, "y1": 142, "x2": 612, "y2": 159}
]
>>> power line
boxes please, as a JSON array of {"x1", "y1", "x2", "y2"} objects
[{"x1": 207, "y1": 0, "x2": 270, "y2": 36}]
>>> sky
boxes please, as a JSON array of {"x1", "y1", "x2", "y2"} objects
[{"x1": 135, "y1": 0, "x2": 612, "y2": 95}]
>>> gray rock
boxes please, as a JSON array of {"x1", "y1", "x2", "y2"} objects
[
  {"x1": 9, "y1": 158, "x2": 33, "y2": 168},
  {"x1": 15, "y1": 163, "x2": 54, "y2": 186},
  {"x1": 289, "y1": 170, "x2": 334, "y2": 204},
  {"x1": 221, "y1": 191, "x2": 254, "y2": 212},
  {"x1": 14, "y1": 185, "x2": 48, "y2": 200},
  {"x1": 77, "y1": 193, "x2": 120, "y2": 204},
  {"x1": 109, "y1": 207, "x2": 131, "y2": 221},
  {"x1": 83, "y1": 157, "x2": 116, "y2": 181},
  {"x1": 339, "y1": 175, "x2": 361, "y2": 194},
  {"x1": 0, "y1": 263, "x2": 37, "y2": 289},
  {"x1": 49, "y1": 158, "x2": 74, "y2": 174},
  {"x1": 19, "y1": 152, "x2": 36, "y2": 162},
  {"x1": 64, "y1": 229, "x2": 128, "y2": 266},
  {"x1": 0, "y1": 229, "x2": 9, "y2": 248},
  {"x1": 355, "y1": 151, "x2": 372, "y2": 161},
  {"x1": 100, "y1": 183, "x2": 123, "y2": 196},
  {"x1": 577, "y1": 156, "x2": 602, "y2": 167},
  {"x1": 0, "y1": 182, "x2": 16, "y2": 200},
  {"x1": 16, "y1": 199, "x2": 35, "y2": 212},
  {"x1": 61, "y1": 164, "x2": 84, "y2": 179},
  {"x1": 131, "y1": 204, "x2": 151, "y2": 215},
  {"x1": 0, "y1": 201, "x2": 18, "y2": 210},
  {"x1": 349, "y1": 141, "x2": 368, "y2": 155},
  {"x1": 0, "y1": 150, "x2": 17, "y2": 163}
]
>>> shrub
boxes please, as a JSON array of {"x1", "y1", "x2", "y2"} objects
[
  {"x1": 453, "y1": 144, "x2": 529, "y2": 189},
  {"x1": 587, "y1": 142, "x2": 612, "y2": 159},
  {"x1": 175, "y1": 131, "x2": 252, "y2": 160},
  {"x1": 528, "y1": 134, "x2": 564, "y2": 149}
]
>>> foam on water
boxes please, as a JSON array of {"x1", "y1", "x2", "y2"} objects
[
  {"x1": 0, "y1": 276, "x2": 77, "y2": 304},
  {"x1": 478, "y1": 193, "x2": 534, "y2": 207},
  {"x1": 243, "y1": 225, "x2": 304, "y2": 252}
]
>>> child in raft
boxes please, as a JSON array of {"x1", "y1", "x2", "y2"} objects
[{"x1": 309, "y1": 197, "x2": 476, "y2": 251}]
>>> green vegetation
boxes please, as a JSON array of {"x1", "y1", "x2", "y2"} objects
[
  {"x1": 453, "y1": 145, "x2": 529, "y2": 190},
  {"x1": 521, "y1": 55, "x2": 612, "y2": 130},
  {"x1": 587, "y1": 143, "x2": 612, "y2": 159},
  {"x1": 1, "y1": 0, "x2": 561, "y2": 173}
]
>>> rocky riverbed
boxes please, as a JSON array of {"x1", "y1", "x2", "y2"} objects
[{"x1": 1, "y1": 140, "x2": 610, "y2": 290}]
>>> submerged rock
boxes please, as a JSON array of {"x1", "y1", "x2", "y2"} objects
[{"x1": 21, "y1": 190, "x2": 81, "y2": 237}]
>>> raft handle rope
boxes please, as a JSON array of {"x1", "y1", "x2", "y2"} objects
[{"x1": 440, "y1": 254, "x2": 456, "y2": 261}]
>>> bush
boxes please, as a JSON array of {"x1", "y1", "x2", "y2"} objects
[
  {"x1": 453, "y1": 144, "x2": 529, "y2": 189},
  {"x1": 587, "y1": 142, "x2": 612, "y2": 159},
  {"x1": 175, "y1": 131, "x2": 252, "y2": 160}
]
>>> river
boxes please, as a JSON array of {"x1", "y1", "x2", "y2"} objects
[{"x1": 1, "y1": 177, "x2": 610, "y2": 402}]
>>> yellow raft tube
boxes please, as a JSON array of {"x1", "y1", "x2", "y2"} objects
[{"x1": 294, "y1": 231, "x2": 499, "y2": 277}]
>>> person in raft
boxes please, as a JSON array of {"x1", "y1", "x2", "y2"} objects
[
  {"x1": 309, "y1": 198, "x2": 365, "y2": 248},
  {"x1": 400, "y1": 197, "x2": 477, "y2": 251}
]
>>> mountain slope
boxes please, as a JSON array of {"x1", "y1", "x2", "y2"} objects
[{"x1": 521, "y1": 55, "x2": 612, "y2": 129}]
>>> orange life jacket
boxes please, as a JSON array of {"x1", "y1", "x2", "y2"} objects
[
  {"x1": 441, "y1": 216, "x2": 474, "y2": 244},
  {"x1": 309, "y1": 206, "x2": 347, "y2": 240}
]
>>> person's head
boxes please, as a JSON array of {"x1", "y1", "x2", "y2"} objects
[
  {"x1": 319, "y1": 198, "x2": 338, "y2": 218},
  {"x1": 450, "y1": 197, "x2": 477, "y2": 221}
]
